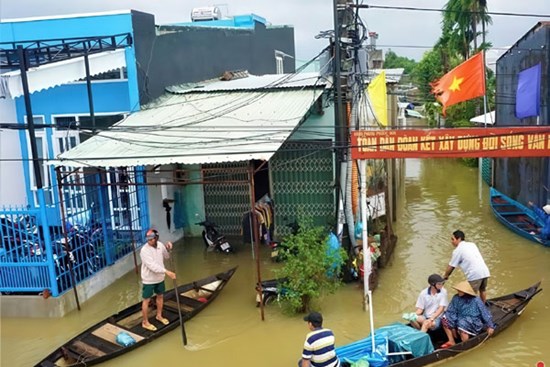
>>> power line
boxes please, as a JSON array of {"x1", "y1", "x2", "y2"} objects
[
  {"x1": 3, "y1": 127, "x2": 548, "y2": 165},
  {"x1": 353, "y1": 4, "x2": 550, "y2": 18}
]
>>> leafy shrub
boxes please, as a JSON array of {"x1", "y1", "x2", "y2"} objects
[{"x1": 274, "y1": 218, "x2": 347, "y2": 313}]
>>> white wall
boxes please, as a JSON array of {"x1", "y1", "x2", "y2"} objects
[
  {"x1": 0, "y1": 98, "x2": 27, "y2": 207},
  {"x1": 146, "y1": 164, "x2": 184, "y2": 244}
]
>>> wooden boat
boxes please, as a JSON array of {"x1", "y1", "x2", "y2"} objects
[
  {"x1": 489, "y1": 187, "x2": 549, "y2": 246},
  {"x1": 336, "y1": 281, "x2": 542, "y2": 367},
  {"x1": 35, "y1": 267, "x2": 237, "y2": 367}
]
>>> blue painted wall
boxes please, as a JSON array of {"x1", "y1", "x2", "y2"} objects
[
  {"x1": 1, "y1": 11, "x2": 140, "y2": 208},
  {"x1": 14, "y1": 81, "x2": 131, "y2": 116}
]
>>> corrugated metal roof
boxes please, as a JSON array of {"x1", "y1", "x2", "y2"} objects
[
  {"x1": 55, "y1": 76, "x2": 325, "y2": 167},
  {"x1": 0, "y1": 49, "x2": 126, "y2": 98},
  {"x1": 367, "y1": 68, "x2": 404, "y2": 84},
  {"x1": 167, "y1": 72, "x2": 326, "y2": 93}
]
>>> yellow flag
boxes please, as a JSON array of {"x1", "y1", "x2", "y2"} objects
[{"x1": 367, "y1": 71, "x2": 388, "y2": 126}]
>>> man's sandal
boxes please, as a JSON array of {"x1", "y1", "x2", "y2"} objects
[
  {"x1": 156, "y1": 316, "x2": 169, "y2": 325},
  {"x1": 440, "y1": 342, "x2": 454, "y2": 349},
  {"x1": 142, "y1": 323, "x2": 157, "y2": 331}
]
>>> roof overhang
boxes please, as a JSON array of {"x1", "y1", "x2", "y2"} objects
[
  {"x1": 53, "y1": 73, "x2": 326, "y2": 168},
  {"x1": 470, "y1": 111, "x2": 495, "y2": 125},
  {"x1": 0, "y1": 48, "x2": 127, "y2": 99}
]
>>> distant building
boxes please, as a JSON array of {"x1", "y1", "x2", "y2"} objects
[{"x1": 494, "y1": 21, "x2": 549, "y2": 205}]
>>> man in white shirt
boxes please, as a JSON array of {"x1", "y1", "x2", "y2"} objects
[
  {"x1": 443, "y1": 230, "x2": 490, "y2": 303},
  {"x1": 409, "y1": 274, "x2": 448, "y2": 332},
  {"x1": 140, "y1": 229, "x2": 176, "y2": 331}
]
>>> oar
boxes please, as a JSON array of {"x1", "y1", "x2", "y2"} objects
[{"x1": 169, "y1": 248, "x2": 187, "y2": 346}]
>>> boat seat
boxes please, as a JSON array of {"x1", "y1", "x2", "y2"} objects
[
  {"x1": 38, "y1": 361, "x2": 57, "y2": 367},
  {"x1": 92, "y1": 323, "x2": 145, "y2": 345},
  {"x1": 70, "y1": 340, "x2": 107, "y2": 358},
  {"x1": 514, "y1": 291, "x2": 529, "y2": 299}
]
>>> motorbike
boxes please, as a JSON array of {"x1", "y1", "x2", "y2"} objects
[
  {"x1": 196, "y1": 220, "x2": 233, "y2": 253},
  {"x1": 269, "y1": 221, "x2": 299, "y2": 262},
  {"x1": 255, "y1": 277, "x2": 288, "y2": 306}
]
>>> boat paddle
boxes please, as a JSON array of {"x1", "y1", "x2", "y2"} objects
[{"x1": 169, "y1": 246, "x2": 187, "y2": 346}]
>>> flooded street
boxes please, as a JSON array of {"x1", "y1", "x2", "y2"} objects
[{"x1": 2, "y1": 158, "x2": 549, "y2": 366}]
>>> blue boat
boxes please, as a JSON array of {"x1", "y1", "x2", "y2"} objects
[{"x1": 489, "y1": 187, "x2": 549, "y2": 247}]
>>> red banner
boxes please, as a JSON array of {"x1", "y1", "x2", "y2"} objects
[{"x1": 351, "y1": 127, "x2": 550, "y2": 159}]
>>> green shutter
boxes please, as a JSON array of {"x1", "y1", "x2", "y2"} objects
[{"x1": 270, "y1": 140, "x2": 334, "y2": 236}]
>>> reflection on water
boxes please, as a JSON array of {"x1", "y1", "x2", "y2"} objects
[{"x1": 2, "y1": 158, "x2": 549, "y2": 367}]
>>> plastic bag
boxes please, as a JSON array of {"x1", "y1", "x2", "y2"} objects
[
  {"x1": 116, "y1": 331, "x2": 136, "y2": 347},
  {"x1": 351, "y1": 358, "x2": 370, "y2": 367}
]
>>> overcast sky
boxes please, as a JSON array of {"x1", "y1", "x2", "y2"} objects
[{"x1": 1, "y1": 0, "x2": 548, "y2": 63}]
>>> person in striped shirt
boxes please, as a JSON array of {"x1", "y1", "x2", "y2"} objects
[{"x1": 299, "y1": 312, "x2": 340, "y2": 367}]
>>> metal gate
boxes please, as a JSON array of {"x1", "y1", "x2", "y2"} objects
[
  {"x1": 270, "y1": 140, "x2": 334, "y2": 236},
  {"x1": 203, "y1": 162, "x2": 250, "y2": 235}
]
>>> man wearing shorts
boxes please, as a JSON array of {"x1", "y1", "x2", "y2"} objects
[
  {"x1": 140, "y1": 229, "x2": 176, "y2": 331},
  {"x1": 409, "y1": 274, "x2": 448, "y2": 332},
  {"x1": 443, "y1": 230, "x2": 490, "y2": 303}
]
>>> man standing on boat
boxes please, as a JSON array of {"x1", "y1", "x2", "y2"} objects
[
  {"x1": 443, "y1": 230, "x2": 490, "y2": 303},
  {"x1": 140, "y1": 229, "x2": 176, "y2": 331},
  {"x1": 299, "y1": 312, "x2": 340, "y2": 367},
  {"x1": 406, "y1": 274, "x2": 448, "y2": 332}
]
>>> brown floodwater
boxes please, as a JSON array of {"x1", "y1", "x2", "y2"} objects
[{"x1": 2, "y1": 158, "x2": 549, "y2": 366}]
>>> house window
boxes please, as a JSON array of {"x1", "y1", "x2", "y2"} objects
[
  {"x1": 54, "y1": 116, "x2": 78, "y2": 130},
  {"x1": 25, "y1": 116, "x2": 53, "y2": 206},
  {"x1": 107, "y1": 167, "x2": 141, "y2": 231},
  {"x1": 54, "y1": 130, "x2": 86, "y2": 213}
]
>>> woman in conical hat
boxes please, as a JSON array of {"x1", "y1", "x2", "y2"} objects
[{"x1": 439, "y1": 281, "x2": 495, "y2": 349}]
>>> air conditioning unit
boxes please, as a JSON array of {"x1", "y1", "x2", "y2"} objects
[{"x1": 191, "y1": 6, "x2": 222, "y2": 22}]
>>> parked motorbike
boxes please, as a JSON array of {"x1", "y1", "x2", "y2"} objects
[
  {"x1": 255, "y1": 277, "x2": 287, "y2": 306},
  {"x1": 0, "y1": 214, "x2": 44, "y2": 262},
  {"x1": 196, "y1": 220, "x2": 233, "y2": 253}
]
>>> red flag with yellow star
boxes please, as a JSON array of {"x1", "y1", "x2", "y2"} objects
[{"x1": 430, "y1": 52, "x2": 485, "y2": 115}]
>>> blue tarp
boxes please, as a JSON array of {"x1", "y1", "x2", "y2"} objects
[
  {"x1": 335, "y1": 332, "x2": 389, "y2": 367},
  {"x1": 335, "y1": 323, "x2": 435, "y2": 366},
  {"x1": 377, "y1": 323, "x2": 434, "y2": 363}
]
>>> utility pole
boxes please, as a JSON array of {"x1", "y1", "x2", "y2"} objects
[{"x1": 333, "y1": 0, "x2": 355, "y2": 242}]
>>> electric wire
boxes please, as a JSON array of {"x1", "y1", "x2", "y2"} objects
[{"x1": 358, "y1": 4, "x2": 550, "y2": 18}]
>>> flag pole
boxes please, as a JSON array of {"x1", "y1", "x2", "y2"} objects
[{"x1": 479, "y1": 26, "x2": 488, "y2": 202}]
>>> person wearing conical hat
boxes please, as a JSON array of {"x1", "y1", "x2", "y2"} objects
[{"x1": 439, "y1": 280, "x2": 495, "y2": 349}]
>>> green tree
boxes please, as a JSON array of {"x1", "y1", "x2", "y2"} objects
[
  {"x1": 274, "y1": 218, "x2": 346, "y2": 313},
  {"x1": 411, "y1": 50, "x2": 444, "y2": 103},
  {"x1": 384, "y1": 50, "x2": 417, "y2": 75},
  {"x1": 442, "y1": 0, "x2": 492, "y2": 59}
]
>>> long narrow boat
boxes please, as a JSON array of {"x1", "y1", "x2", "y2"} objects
[
  {"x1": 35, "y1": 267, "x2": 237, "y2": 367},
  {"x1": 490, "y1": 187, "x2": 549, "y2": 246},
  {"x1": 336, "y1": 281, "x2": 541, "y2": 367}
]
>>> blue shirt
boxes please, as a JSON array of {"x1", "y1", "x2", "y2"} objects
[{"x1": 532, "y1": 206, "x2": 550, "y2": 239}]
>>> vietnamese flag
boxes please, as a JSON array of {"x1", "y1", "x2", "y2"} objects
[{"x1": 430, "y1": 52, "x2": 485, "y2": 115}]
